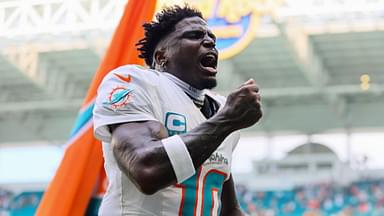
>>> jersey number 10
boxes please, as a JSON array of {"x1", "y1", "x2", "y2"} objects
[{"x1": 175, "y1": 168, "x2": 227, "y2": 216}]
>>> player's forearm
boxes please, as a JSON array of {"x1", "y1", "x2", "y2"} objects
[
  {"x1": 139, "y1": 113, "x2": 236, "y2": 191},
  {"x1": 181, "y1": 112, "x2": 236, "y2": 168},
  {"x1": 112, "y1": 115, "x2": 236, "y2": 195}
]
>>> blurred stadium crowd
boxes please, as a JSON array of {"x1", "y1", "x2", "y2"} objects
[
  {"x1": 237, "y1": 178, "x2": 384, "y2": 216},
  {"x1": 0, "y1": 191, "x2": 42, "y2": 216},
  {"x1": 1, "y1": 178, "x2": 384, "y2": 216}
]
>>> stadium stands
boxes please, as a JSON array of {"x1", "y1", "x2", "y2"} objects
[
  {"x1": 0, "y1": 189, "x2": 13, "y2": 216},
  {"x1": 0, "y1": 191, "x2": 42, "y2": 216},
  {"x1": 237, "y1": 178, "x2": 384, "y2": 216}
]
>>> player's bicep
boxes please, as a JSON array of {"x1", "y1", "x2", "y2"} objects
[
  {"x1": 110, "y1": 121, "x2": 168, "y2": 175},
  {"x1": 110, "y1": 120, "x2": 168, "y2": 161},
  {"x1": 110, "y1": 121, "x2": 176, "y2": 194}
]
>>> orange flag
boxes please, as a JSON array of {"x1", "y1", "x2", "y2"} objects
[{"x1": 36, "y1": 1, "x2": 157, "y2": 215}]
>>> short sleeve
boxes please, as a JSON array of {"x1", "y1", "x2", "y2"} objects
[
  {"x1": 93, "y1": 65, "x2": 160, "y2": 142},
  {"x1": 231, "y1": 131, "x2": 240, "y2": 152}
]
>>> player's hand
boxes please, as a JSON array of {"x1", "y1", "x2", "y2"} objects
[{"x1": 220, "y1": 79, "x2": 262, "y2": 130}]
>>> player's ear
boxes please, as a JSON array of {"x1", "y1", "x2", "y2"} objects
[{"x1": 154, "y1": 48, "x2": 167, "y2": 70}]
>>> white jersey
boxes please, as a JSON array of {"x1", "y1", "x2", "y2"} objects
[{"x1": 93, "y1": 65, "x2": 240, "y2": 216}]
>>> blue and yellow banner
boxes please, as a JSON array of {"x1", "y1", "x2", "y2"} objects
[{"x1": 158, "y1": 0, "x2": 264, "y2": 59}]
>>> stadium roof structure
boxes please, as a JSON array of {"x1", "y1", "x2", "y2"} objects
[
  {"x1": 0, "y1": 0, "x2": 384, "y2": 144},
  {"x1": 287, "y1": 143, "x2": 336, "y2": 156}
]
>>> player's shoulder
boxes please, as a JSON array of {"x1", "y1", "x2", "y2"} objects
[{"x1": 104, "y1": 64, "x2": 160, "y2": 84}]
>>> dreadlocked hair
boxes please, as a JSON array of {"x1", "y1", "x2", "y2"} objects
[{"x1": 136, "y1": 5, "x2": 203, "y2": 68}]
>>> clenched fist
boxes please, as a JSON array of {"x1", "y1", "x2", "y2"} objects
[{"x1": 220, "y1": 79, "x2": 262, "y2": 130}]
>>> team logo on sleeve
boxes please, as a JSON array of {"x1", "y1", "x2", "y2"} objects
[
  {"x1": 103, "y1": 86, "x2": 133, "y2": 109},
  {"x1": 165, "y1": 112, "x2": 187, "y2": 135}
]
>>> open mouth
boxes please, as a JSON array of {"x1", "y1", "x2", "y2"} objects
[{"x1": 199, "y1": 52, "x2": 218, "y2": 74}]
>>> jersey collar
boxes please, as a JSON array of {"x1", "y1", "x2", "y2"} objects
[{"x1": 163, "y1": 72, "x2": 205, "y2": 107}]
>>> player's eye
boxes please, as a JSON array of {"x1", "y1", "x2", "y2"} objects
[{"x1": 183, "y1": 30, "x2": 204, "y2": 39}]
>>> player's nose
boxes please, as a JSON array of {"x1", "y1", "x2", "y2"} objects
[{"x1": 202, "y1": 36, "x2": 215, "y2": 49}]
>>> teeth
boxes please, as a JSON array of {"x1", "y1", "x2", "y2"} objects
[{"x1": 206, "y1": 54, "x2": 216, "y2": 59}]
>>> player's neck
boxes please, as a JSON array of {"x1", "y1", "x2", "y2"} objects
[{"x1": 163, "y1": 72, "x2": 205, "y2": 106}]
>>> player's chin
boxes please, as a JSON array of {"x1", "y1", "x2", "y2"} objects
[{"x1": 201, "y1": 78, "x2": 217, "y2": 90}]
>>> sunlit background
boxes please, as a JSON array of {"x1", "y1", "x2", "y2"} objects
[{"x1": 1, "y1": 0, "x2": 384, "y2": 215}]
